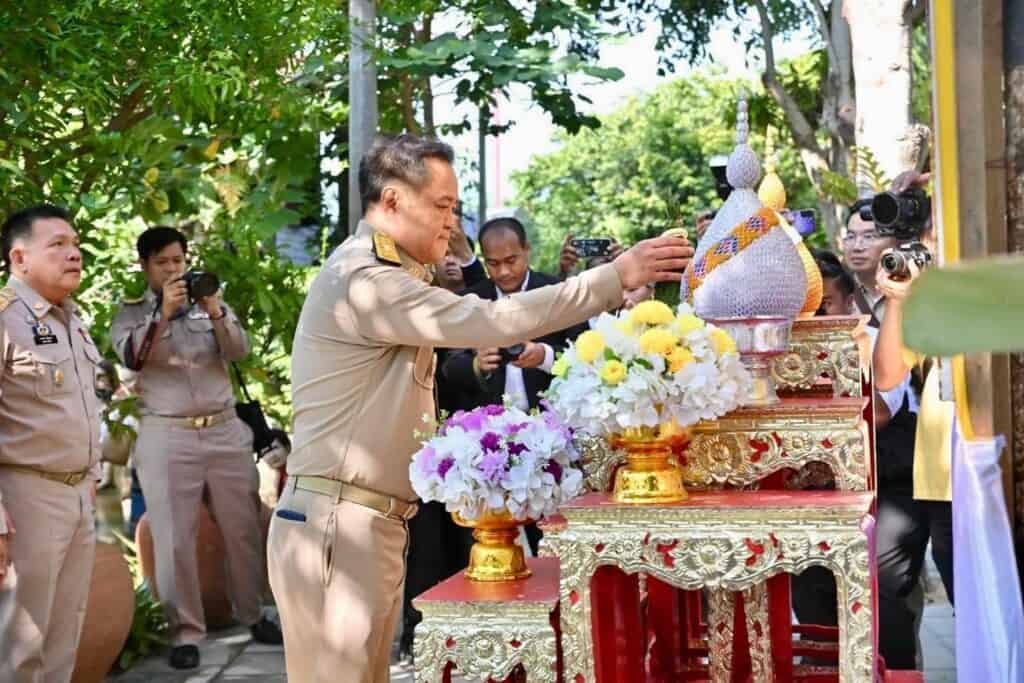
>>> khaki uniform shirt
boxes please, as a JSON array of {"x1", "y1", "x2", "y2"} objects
[
  {"x1": 0, "y1": 277, "x2": 103, "y2": 532},
  {"x1": 111, "y1": 289, "x2": 249, "y2": 416},
  {"x1": 288, "y1": 220, "x2": 624, "y2": 501}
]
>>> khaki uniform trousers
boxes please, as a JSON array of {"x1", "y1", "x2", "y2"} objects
[
  {"x1": 268, "y1": 484, "x2": 409, "y2": 683},
  {"x1": 135, "y1": 415, "x2": 263, "y2": 645},
  {"x1": 0, "y1": 470, "x2": 96, "y2": 683}
]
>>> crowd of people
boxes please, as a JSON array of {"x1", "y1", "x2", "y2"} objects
[{"x1": 0, "y1": 132, "x2": 952, "y2": 682}]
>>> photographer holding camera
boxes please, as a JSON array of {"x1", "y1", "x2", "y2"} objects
[
  {"x1": 110, "y1": 227, "x2": 281, "y2": 670},
  {"x1": 862, "y1": 171, "x2": 955, "y2": 671},
  {"x1": 441, "y1": 216, "x2": 589, "y2": 552}
]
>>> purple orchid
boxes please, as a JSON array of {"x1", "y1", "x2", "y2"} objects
[
  {"x1": 417, "y1": 446, "x2": 440, "y2": 478},
  {"x1": 483, "y1": 404, "x2": 505, "y2": 416},
  {"x1": 437, "y1": 457, "x2": 455, "y2": 481},
  {"x1": 507, "y1": 441, "x2": 530, "y2": 457},
  {"x1": 544, "y1": 460, "x2": 564, "y2": 484},
  {"x1": 479, "y1": 432, "x2": 502, "y2": 452},
  {"x1": 479, "y1": 451, "x2": 509, "y2": 482}
]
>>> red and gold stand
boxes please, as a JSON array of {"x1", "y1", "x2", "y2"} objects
[
  {"x1": 546, "y1": 491, "x2": 877, "y2": 683},
  {"x1": 412, "y1": 557, "x2": 561, "y2": 683}
]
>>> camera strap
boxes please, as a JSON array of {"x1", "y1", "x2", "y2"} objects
[
  {"x1": 853, "y1": 287, "x2": 881, "y2": 329},
  {"x1": 127, "y1": 306, "x2": 162, "y2": 372},
  {"x1": 230, "y1": 362, "x2": 255, "y2": 403}
]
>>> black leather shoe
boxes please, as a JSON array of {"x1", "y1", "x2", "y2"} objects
[
  {"x1": 169, "y1": 644, "x2": 200, "y2": 669},
  {"x1": 250, "y1": 616, "x2": 284, "y2": 645}
]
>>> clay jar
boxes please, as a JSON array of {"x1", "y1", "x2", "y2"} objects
[{"x1": 71, "y1": 541, "x2": 134, "y2": 683}]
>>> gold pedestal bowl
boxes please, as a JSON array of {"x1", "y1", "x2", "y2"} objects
[
  {"x1": 609, "y1": 425, "x2": 689, "y2": 505},
  {"x1": 453, "y1": 510, "x2": 532, "y2": 582}
]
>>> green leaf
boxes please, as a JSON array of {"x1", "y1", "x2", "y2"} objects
[{"x1": 902, "y1": 256, "x2": 1024, "y2": 355}]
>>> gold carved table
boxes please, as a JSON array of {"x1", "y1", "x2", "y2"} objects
[
  {"x1": 579, "y1": 397, "x2": 869, "y2": 494},
  {"x1": 546, "y1": 491, "x2": 876, "y2": 683},
  {"x1": 413, "y1": 557, "x2": 560, "y2": 683}
]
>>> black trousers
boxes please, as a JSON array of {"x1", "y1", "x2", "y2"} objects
[
  {"x1": 876, "y1": 493, "x2": 954, "y2": 669},
  {"x1": 792, "y1": 492, "x2": 954, "y2": 671},
  {"x1": 401, "y1": 501, "x2": 474, "y2": 653}
]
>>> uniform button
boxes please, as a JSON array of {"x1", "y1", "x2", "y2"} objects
[{"x1": 54, "y1": 368, "x2": 64, "y2": 386}]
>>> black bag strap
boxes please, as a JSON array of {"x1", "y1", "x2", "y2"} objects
[
  {"x1": 231, "y1": 362, "x2": 255, "y2": 403},
  {"x1": 853, "y1": 287, "x2": 881, "y2": 329}
]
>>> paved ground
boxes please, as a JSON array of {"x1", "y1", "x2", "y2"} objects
[{"x1": 106, "y1": 598, "x2": 955, "y2": 682}]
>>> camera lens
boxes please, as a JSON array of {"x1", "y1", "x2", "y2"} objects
[
  {"x1": 188, "y1": 271, "x2": 220, "y2": 300},
  {"x1": 870, "y1": 192, "x2": 901, "y2": 228}
]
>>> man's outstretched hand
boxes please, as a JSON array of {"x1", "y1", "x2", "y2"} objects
[{"x1": 612, "y1": 235, "x2": 694, "y2": 290}]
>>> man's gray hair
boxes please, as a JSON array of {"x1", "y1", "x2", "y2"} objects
[{"x1": 359, "y1": 134, "x2": 455, "y2": 211}]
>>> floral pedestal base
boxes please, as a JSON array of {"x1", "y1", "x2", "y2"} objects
[
  {"x1": 455, "y1": 510, "x2": 532, "y2": 582},
  {"x1": 413, "y1": 557, "x2": 560, "y2": 683}
]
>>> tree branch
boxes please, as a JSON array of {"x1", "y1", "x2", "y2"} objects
[
  {"x1": 753, "y1": 0, "x2": 825, "y2": 157},
  {"x1": 807, "y1": 0, "x2": 838, "y2": 67}
]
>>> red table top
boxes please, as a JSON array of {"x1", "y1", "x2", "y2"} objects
[
  {"x1": 561, "y1": 490, "x2": 873, "y2": 513},
  {"x1": 724, "y1": 395, "x2": 868, "y2": 416},
  {"x1": 414, "y1": 557, "x2": 560, "y2": 605}
]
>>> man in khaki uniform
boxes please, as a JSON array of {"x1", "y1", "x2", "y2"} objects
[
  {"x1": 269, "y1": 134, "x2": 693, "y2": 683},
  {"x1": 0, "y1": 205, "x2": 102, "y2": 683},
  {"x1": 111, "y1": 227, "x2": 281, "y2": 670}
]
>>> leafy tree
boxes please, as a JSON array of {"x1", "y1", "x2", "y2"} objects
[
  {"x1": 375, "y1": 0, "x2": 625, "y2": 137},
  {"x1": 0, "y1": 0, "x2": 346, "y2": 422},
  {"x1": 512, "y1": 70, "x2": 818, "y2": 273}
]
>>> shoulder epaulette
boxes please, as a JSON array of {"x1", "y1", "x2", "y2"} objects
[
  {"x1": 372, "y1": 231, "x2": 402, "y2": 266},
  {"x1": 0, "y1": 286, "x2": 17, "y2": 313}
]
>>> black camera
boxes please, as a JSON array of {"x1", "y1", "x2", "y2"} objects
[
  {"x1": 498, "y1": 344, "x2": 525, "y2": 364},
  {"x1": 571, "y1": 238, "x2": 612, "y2": 259},
  {"x1": 881, "y1": 242, "x2": 932, "y2": 280},
  {"x1": 180, "y1": 270, "x2": 220, "y2": 302},
  {"x1": 859, "y1": 188, "x2": 931, "y2": 240}
]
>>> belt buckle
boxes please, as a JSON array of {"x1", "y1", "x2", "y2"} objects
[
  {"x1": 62, "y1": 472, "x2": 79, "y2": 486},
  {"x1": 191, "y1": 415, "x2": 211, "y2": 429}
]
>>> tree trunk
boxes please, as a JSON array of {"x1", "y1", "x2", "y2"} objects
[
  {"x1": 420, "y1": 14, "x2": 436, "y2": 136},
  {"x1": 843, "y1": 0, "x2": 916, "y2": 189},
  {"x1": 754, "y1": 0, "x2": 851, "y2": 244},
  {"x1": 348, "y1": 0, "x2": 378, "y2": 235},
  {"x1": 1005, "y1": 0, "x2": 1024, "y2": 587}
]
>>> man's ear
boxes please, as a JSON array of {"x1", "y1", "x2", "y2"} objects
[
  {"x1": 380, "y1": 185, "x2": 401, "y2": 212},
  {"x1": 8, "y1": 242, "x2": 27, "y2": 273}
]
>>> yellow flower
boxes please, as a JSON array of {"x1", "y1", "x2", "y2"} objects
[
  {"x1": 630, "y1": 300, "x2": 675, "y2": 326},
  {"x1": 600, "y1": 360, "x2": 627, "y2": 385},
  {"x1": 552, "y1": 355, "x2": 569, "y2": 378},
  {"x1": 668, "y1": 347, "x2": 696, "y2": 373},
  {"x1": 614, "y1": 318, "x2": 634, "y2": 335},
  {"x1": 639, "y1": 328, "x2": 678, "y2": 357},
  {"x1": 711, "y1": 327, "x2": 738, "y2": 355},
  {"x1": 575, "y1": 330, "x2": 605, "y2": 363},
  {"x1": 675, "y1": 314, "x2": 705, "y2": 336}
]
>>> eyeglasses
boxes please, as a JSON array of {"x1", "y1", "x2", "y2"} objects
[{"x1": 841, "y1": 231, "x2": 882, "y2": 246}]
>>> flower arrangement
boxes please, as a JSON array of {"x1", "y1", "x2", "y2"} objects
[
  {"x1": 545, "y1": 300, "x2": 752, "y2": 436},
  {"x1": 408, "y1": 404, "x2": 584, "y2": 522}
]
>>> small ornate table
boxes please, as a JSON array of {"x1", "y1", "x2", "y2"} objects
[
  {"x1": 546, "y1": 491, "x2": 876, "y2": 683},
  {"x1": 413, "y1": 557, "x2": 561, "y2": 683}
]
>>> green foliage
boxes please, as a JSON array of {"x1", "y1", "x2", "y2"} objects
[
  {"x1": 818, "y1": 146, "x2": 892, "y2": 205},
  {"x1": 903, "y1": 256, "x2": 1024, "y2": 356},
  {"x1": 377, "y1": 0, "x2": 623, "y2": 135},
  {"x1": 0, "y1": 1, "x2": 346, "y2": 422},
  {"x1": 512, "y1": 70, "x2": 817, "y2": 272},
  {"x1": 111, "y1": 533, "x2": 169, "y2": 671}
]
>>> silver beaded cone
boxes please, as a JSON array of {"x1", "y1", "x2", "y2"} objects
[{"x1": 688, "y1": 96, "x2": 807, "y2": 320}]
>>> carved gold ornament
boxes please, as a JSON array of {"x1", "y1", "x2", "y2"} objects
[
  {"x1": 413, "y1": 602, "x2": 558, "y2": 682},
  {"x1": 771, "y1": 316, "x2": 866, "y2": 398}
]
